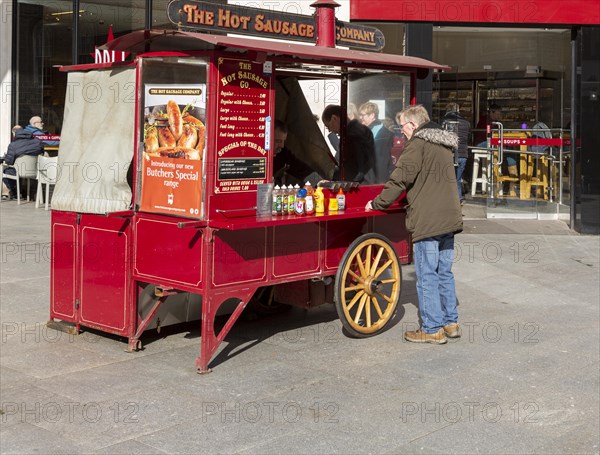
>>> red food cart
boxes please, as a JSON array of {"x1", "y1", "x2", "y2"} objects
[{"x1": 48, "y1": 1, "x2": 449, "y2": 373}]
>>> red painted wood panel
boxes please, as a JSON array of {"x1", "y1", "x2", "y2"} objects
[
  {"x1": 211, "y1": 228, "x2": 268, "y2": 286},
  {"x1": 134, "y1": 216, "x2": 203, "y2": 288},
  {"x1": 50, "y1": 212, "x2": 77, "y2": 320},
  {"x1": 272, "y1": 223, "x2": 320, "y2": 278},
  {"x1": 79, "y1": 216, "x2": 130, "y2": 332}
]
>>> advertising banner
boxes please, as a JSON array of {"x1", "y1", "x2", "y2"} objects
[
  {"x1": 351, "y1": 0, "x2": 599, "y2": 25},
  {"x1": 215, "y1": 57, "x2": 272, "y2": 194},
  {"x1": 140, "y1": 84, "x2": 206, "y2": 218}
]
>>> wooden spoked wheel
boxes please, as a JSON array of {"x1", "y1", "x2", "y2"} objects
[{"x1": 334, "y1": 233, "x2": 401, "y2": 337}]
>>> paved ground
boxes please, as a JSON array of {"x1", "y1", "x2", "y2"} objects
[{"x1": 1, "y1": 199, "x2": 599, "y2": 454}]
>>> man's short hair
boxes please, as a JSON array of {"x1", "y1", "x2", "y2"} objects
[
  {"x1": 359, "y1": 102, "x2": 379, "y2": 118},
  {"x1": 11, "y1": 125, "x2": 22, "y2": 135},
  {"x1": 445, "y1": 102, "x2": 460, "y2": 113},
  {"x1": 29, "y1": 116, "x2": 42, "y2": 126},
  {"x1": 322, "y1": 105, "x2": 341, "y2": 122},
  {"x1": 274, "y1": 119, "x2": 288, "y2": 133},
  {"x1": 397, "y1": 104, "x2": 430, "y2": 127},
  {"x1": 489, "y1": 103, "x2": 500, "y2": 112}
]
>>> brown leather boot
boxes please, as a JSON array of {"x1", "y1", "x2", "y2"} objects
[
  {"x1": 443, "y1": 322, "x2": 461, "y2": 338},
  {"x1": 404, "y1": 328, "x2": 447, "y2": 344}
]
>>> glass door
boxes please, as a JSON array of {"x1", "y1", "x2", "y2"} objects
[{"x1": 486, "y1": 122, "x2": 565, "y2": 219}]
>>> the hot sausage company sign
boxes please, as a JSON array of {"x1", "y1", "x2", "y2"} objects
[
  {"x1": 167, "y1": 0, "x2": 385, "y2": 51},
  {"x1": 215, "y1": 57, "x2": 273, "y2": 194}
]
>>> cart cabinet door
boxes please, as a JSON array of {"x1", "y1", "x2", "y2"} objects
[
  {"x1": 78, "y1": 215, "x2": 131, "y2": 332},
  {"x1": 133, "y1": 216, "x2": 203, "y2": 289},
  {"x1": 51, "y1": 212, "x2": 78, "y2": 320}
]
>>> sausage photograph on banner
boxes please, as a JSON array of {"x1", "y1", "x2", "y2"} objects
[{"x1": 140, "y1": 84, "x2": 206, "y2": 218}]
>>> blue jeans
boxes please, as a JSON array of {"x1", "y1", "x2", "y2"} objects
[
  {"x1": 413, "y1": 233, "x2": 458, "y2": 333},
  {"x1": 456, "y1": 157, "x2": 467, "y2": 201}
]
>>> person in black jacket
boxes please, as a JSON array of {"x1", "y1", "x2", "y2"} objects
[
  {"x1": 2, "y1": 129, "x2": 44, "y2": 200},
  {"x1": 442, "y1": 103, "x2": 471, "y2": 204},
  {"x1": 272, "y1": 120, "x2": 315, "y2": 186},
  {"x1": 322, "y1": 104, "x2": 376, "y2": 184}
]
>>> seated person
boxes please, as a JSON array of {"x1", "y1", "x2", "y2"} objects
[
  {"x1": 2, "y1": 128, "x2": 44, "y2": 200},
  {"x1": 322, "y1": 104, "x2": 376, "y2": 184},
  {"x1": 273, "y1": 120, "x2": 315, "y2": 186},
  {"x1": 24, "y1": 116, "x2": 59, "y2": 146}
]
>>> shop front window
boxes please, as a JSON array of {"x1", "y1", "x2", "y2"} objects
[
  {"x1": 16, "y1": 1, "x2": 73, "y2": 132},
  {"x1": 79, "y1": 1, "x2": 146, "y2": 64}
]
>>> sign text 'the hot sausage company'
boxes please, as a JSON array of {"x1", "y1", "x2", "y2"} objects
[{"x1": 167, "y1": 0, "x2": 385, "y2": 51}]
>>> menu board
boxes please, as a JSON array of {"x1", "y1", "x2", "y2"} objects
[
  {"x1": 215, "y1": 57, "x2": 273, "y2": 193},
  {"x1": 139, "y1": 84, "x2": 206, "y2": 218}
]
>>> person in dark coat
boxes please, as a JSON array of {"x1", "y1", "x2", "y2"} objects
[
  {"x1": 321, "y1": 104, "x2": 376, "y2": 184},
  {"x1": 366, "y1": 105, "x2": 463, "y2": 345},
  {"x1": 2, "y1": 129, "x2": 44, "y2": 200},
  {"x1": 442, "y1": 102, "x2": 471, "y2": 204},
  {"x1": 273, "y1": 120, "x2": 315, "y2": 186},
  {"x1": 359, "y1": 102, "x2": 394, "y2": 183}
]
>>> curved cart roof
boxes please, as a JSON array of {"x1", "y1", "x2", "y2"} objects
[{"x1": 99, "y1": 29, "x2": 450, "y2": 73}]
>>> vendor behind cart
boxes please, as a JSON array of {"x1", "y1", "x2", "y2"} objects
[
  {"x1": 322, "y1": 104, "x2": 376, "y2": 184},
  {"x1": 273, "y1": 119, "x2": 318, "y2": 186}
]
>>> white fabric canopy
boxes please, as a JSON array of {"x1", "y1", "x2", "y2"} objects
[{"x1": 52, "y1": 68, "x2": 135, "y2": 213}]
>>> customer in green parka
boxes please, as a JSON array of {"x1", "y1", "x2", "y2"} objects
[{"x1": 366, "y1": 104, "x2": 463, "y2": 345}]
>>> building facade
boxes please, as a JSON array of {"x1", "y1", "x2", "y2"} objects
[
  {"x1": 351, "y1": 0, "x2": 600, "y2": 232},
  {"x1": 2, "y1": 0, "x2": 599, "y2": 233}
]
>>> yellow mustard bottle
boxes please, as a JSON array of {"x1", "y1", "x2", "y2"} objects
[
  {"x1": 315, "y1": 187, "x2": 325, "y2": 213},
  {"x1": 328, "y1": 190, "x2": 338, "y2": 212}
]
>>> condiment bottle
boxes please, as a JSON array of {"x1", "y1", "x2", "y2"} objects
[
  {"x1": 315, "y1": 186, "x2": 325, "y2": 214},
  {"x1": 305, "y1": 181, "x2": 315, "y2": 215},
  {"x1": 336, "y1": 188, "x2": 346, "y2": 211},
  {"x1": 294, "y1": 188, "x2": 307, "y2": 216},
  {"x1": 282, "y1": 185, "x2": 289, "y2": 214},
  {"x1": 328, "y1": 191, "x2": 338, "y2": 212},
  {"x1": 272, "y1": 185, "x2": 280, "y2": 216},
  {"x1": 287, "y1": 184, "x2": 295, "y2": 215}
]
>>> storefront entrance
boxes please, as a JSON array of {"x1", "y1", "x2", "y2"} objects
[{"x1": 484, "y1": 122, "x2": 571, "y2": 220}]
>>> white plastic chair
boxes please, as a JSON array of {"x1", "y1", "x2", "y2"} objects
[
  {"x1": 36, "y1": 155, "x2": 58, "y2": 210},
  {"x1": 2, "y1": 155, "x2": 39, "y2": 205}
]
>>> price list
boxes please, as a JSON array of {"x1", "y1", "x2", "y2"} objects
[{"x1": 215, "y1": 57, "x2": 272, "y2": 193}]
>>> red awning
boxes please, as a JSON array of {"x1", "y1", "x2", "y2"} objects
[{"x1": 99, "y1": 29, "x2": 450, "y2": 72}]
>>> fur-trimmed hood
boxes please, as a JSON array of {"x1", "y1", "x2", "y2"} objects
[{"x1": 413, "y1": 121, "x2": 459, "y2": 150}]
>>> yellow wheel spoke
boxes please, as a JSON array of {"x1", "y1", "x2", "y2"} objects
[
  {"x1": 353, "y1": 293, "x2": 368, "y2": 324},
  {"x1": 365, "y1": 245, "x2": 372, "y2": 275},
  {"x1": 347, "y1": 269, "x2": 364, "y2": 284},
  {"x1": 372, "y1": 296, "x2": 384, "y2": 319},
  {"x1": 344, "y1": 284, "x2": 364, "y2": 292},
  {"x1": 376, "y1": 290, "x2": 393, "y2": 304},
  {"x1": 346, "y1": 290, "x2": 364, "y2": 312},
  {"x1": 348, "y1": 270, "x2": 365, "y2": 283},
  {"x1": 380, "y1": 278, "x2": 396, "y2": 284},
  {"x1": 354, "y1": 252, "x2": 367, "y2": 279},
  {"x1": 366, "y1": 295, "x2": 372, "y2": 327},
  {"x1": 371, "y1": 246, "x2": 384, "y2": 277},
  {"x1": 373, "y1": 259, "x2": 393, "y2": 280}
]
